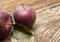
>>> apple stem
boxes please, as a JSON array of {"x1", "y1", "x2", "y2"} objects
[{"x1": 22, "y1": 4, "x2": 25, "y2": 10}]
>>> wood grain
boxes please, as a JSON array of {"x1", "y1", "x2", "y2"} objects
[
  {"x1": 34, "y1": 4, "x2": 60, "y2": 42},
  {"x1": 0, "y1": 0, "x2": 60, "y2": 14}
]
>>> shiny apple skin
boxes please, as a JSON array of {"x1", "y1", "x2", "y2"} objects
[{"x1": 13, "y1": 5, "x2": 36, "y2": 29}]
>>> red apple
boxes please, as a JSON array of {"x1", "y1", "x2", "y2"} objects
[
  {"x1": 0, "y1": 11, "x2": 13, "y2": 39},
  {"x1": 13, "y1": 5, "x2": 36, "y2": 29}
]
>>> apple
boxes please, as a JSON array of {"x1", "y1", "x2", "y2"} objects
[
  {"x1": 0, "y1": 11, "x2": 13, "y2": 40},
  {"x1": 13, "y1": 5, "x2": 36, "y2": 29}
]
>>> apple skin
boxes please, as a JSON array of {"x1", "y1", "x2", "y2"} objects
[
  {"x1": 0, "y1": 11, "x2": 13, "y2": 40},
  {"x1": 13, "y1": 5, "x2": 36, "y2": 29}
]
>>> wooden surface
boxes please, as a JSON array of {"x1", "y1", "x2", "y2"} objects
[
  {"x1": 34, "y1": 6, "x2": 60, "y2": 42},
  {"x1": 0, "y1": 0, "x2": 60, "y2": 42},
  {"x1": 0, "y1": 0, "x2": 60, "y2": 14}
]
